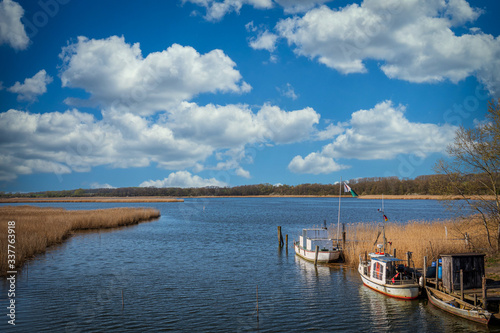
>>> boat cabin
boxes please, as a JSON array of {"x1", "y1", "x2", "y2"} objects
[
  {"x1": 299, "y1": 228, "x2": 336, "y2": 251},
  {"x1": 365, "y1": 257, "x2": 414, "y2": 284}
]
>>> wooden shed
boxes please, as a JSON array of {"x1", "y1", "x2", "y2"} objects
[{"x1": 440, "y1": 253, "x2": 485, "y2": 292}]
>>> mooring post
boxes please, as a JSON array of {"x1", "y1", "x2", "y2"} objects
[
  {"x1": 423, "y1": 256, "x2": 427, "y2": 289},
  {"x1": 482, "y1": 275, "x2": 487, "y2": 310},
  {"x1": 256, "y1": 285, "x2": 259, "y2": 320},
  {"x1": 393, "y1": 248, "x2": 396, "y2": 258},
  {"x1": 278, "y1": 226, "x2": 284, "y2": 247},
  {"x1": 435, "y1": 257, "x2": 439, "y2": 290},
  {"x1": 342, "y1": 230, "x2": 346, "y2": 250},
  {"x1": 285, "y1": 234, "x2": 288, "y2": 249},
  {"x1": 460, "y1": 269, "x2": 464, "y2": 301},
  {"x1": 314, "y1": 245, "x2": 319, "y2": 266}
]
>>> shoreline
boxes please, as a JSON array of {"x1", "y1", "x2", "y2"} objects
[
  {"x1": 0, "y1": 194, "x2": 495, "y2": 202},
  {"x1": 0, "y1": 197, "x2": 184, "y2": 203}
]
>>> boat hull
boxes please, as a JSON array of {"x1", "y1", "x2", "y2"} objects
[
  {"x1": 358, "y1": 265, "x2": 419, "y2": 300},
  {"x1": 425, "y1": 287, "x2": 492, "y2": 325},
  {"x1": 294, "y1": 243, "x2": 340, "y2": 263}
]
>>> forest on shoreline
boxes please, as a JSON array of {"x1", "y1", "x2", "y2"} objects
[{"x1": 1, "y1": 173, "x2": 497, "y2": 198}]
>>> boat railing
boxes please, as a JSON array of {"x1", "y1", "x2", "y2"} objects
[{"x1": 386, "y1": 278, "x2": 418, "y2": 286}]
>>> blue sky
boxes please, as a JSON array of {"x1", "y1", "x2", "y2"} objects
[{"x1": 0, "y1": 0, "x2": 499, "y2": 192}]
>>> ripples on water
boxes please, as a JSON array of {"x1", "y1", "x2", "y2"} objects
[{"x1": 0, "y1": 198, "x2": 497, "y2": 332}]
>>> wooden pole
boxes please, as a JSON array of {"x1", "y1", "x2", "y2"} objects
[
  {"x1": 314, "y1": 245, "x2": 319, "y2": 266},
  {"x1": 256, "y1": 285, "x2": 259, "y2": 320},
  {"x1": 482, "y1": 275, "x2": 487, "y2": 310},
  {"x1": 423, "y1": 256, "x2": 427, "y2": 289},
  {"x1": 460, "y1": 269, "x2": 464, "y2": 301},
  {"x1": 435, "y1": 257, "x2": 439, "y2": 290},
  {"x1": 278, "y1": 226, "x2": 283, "y2": 247},
  {"x1": 342, "y1": 231, "x2": 346, "y2": 250},
  {"x1": 393, "y1": 248, "x2": 396, "y2": 258},
  {"x1": 286, "y1": 234, "x2": 288, "y2": 249}
]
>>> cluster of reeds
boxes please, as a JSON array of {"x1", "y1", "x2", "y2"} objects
[
  {"x1": 339, "y1": 215, "x2": 492, "y2": 269},
  {"x1": 0, "y1": 206, "x2": 160, "y2": 276}
]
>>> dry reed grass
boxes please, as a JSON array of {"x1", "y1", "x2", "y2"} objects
[
  {"x1": 0, "y1": 197, "x2": 183, "y2": 203},
  {"x1": 358, "y1": 194, "x2": 497, "y2": 200},
  {"x1": 0, "y1": 206, "x2": 160, "y2": 276},
  {"x1": 339, "y1": 215, "x2": 491, "y2": 269}
]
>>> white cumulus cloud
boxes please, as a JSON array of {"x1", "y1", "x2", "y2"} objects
[
  {"x1": 90, "y1": 182, "x2": 115, "y2": 189},
  {"x1": 183, "y1": 0, "x2": 273, "y2": 21},
  {"x1": 140, "y1": 171, "x2": 228, "y2": 188},
  {"x1": 0, "y1": 0, "x2": 29, "y2": 50},
  {"x1": 59, "y1": 36, "x2": 251, "y2": 114},
  {"x1": 288, "y1": 152, "x2": 348, "y2": 174},
  {"x1": 276, "y1": 0, "x2": 500, "y2": 96},
  {"x1": 249, "y1": 30, "x2": 278, "y2": 52},
  {"x1": 274, "y1": 0, "x2": 333, "y2": 14},
  {"x1": 8, "y1": 70, "x2": 53, "y2": 102},
  {"x1": 289, "y1": 100, "x2": 458, "y2": 174}
]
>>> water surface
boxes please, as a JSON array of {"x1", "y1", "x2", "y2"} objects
[{"x1": 1, "y1": 198, "x2": 495, "y2": 332}]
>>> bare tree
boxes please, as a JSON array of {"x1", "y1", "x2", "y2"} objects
[{"x1": 435, "y1": 99, "x2": 500, "y2": 252}]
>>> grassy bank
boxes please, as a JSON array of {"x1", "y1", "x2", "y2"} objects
[
  {"x1": 0, "y1": 197, "x2": 183, "y2": 203},
  {"x1": 0, "y1": 206, "x2": 160, "y2": 276},
  {"x1": 339, "y1": 215, "x2": 490, "y2": 269}
]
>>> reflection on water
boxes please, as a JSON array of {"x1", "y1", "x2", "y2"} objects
[{"x1": 0, "y1": 198, "x2": 496, "y2": 332}]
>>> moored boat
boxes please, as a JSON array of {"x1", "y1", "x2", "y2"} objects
[
  {"x1": 294, "y1": 227, "x2": 340, "y2": 263},
  {"x1": 425, "y1": 286, "x2": 492, "y2": 325},
  {"x1": 358, "y1": 253, "x2": 420, "y2": 299}
]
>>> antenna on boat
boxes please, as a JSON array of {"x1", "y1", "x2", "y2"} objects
[
  {"x1": 336, "y1": 177, "x2": 341, "y2": 248},
  {"x1": 379, "y1": 194, "x2": 387, "y2": 253}
]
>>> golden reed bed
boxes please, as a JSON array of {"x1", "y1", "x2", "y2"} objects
[
  {"x1": 339, "y1": 215, "x2": 490, "y2": 269},
  {"x1": 0, "y1": 197, "x2": 183, "y2": 203},
  {"x1": 0, "y1": 206, "x2": 160, "y2": 276}
]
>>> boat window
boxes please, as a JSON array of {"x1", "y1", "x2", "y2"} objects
[{"x1": 372, "y1": 262, "x2": 384, "y2": 281}]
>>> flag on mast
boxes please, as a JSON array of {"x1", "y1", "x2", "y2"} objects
[{"x1": 343, "y1": 182, "x2": 358, "y2": 197}]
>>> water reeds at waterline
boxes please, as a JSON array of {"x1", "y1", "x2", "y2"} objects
[
  {"x1": 0, "y1": 206, "x2": 160, "y2": 276},
  {"x1": 340, "y1": 216, "x2": 491, "y2": 269}
]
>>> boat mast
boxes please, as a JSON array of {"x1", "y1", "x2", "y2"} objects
[
  {"x1": 381, "y1": 194, "x2": 386, "y2": 253},
  {"x1": 336, "y1": 177, "x2": 341, "y2": 248}
]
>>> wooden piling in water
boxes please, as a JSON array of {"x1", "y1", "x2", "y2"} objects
[
  {"x1": 286, "y1": 234, "x2": 288, "y2": 249},
  {"x1": 277, "y1": 226, "x2": 284, "y2": 247},
  {"x1": 256, "y1": 285, "x2": 259, "y2": 320},
  {"x1": 436, "y1": 257, "x2": 440, "y2": 290},
  {"x1": 460, "y1": 269, "x2": 464, "y2": 301},
  {"x1": 482, "y1": 275, "x2": 487, "y2": 310},
  {"x1": 314, "y1": 246, "x2": 319, "y2": 266},
  {"x1": 423, "y1": 256, "x2": 427, "y2": 289}
]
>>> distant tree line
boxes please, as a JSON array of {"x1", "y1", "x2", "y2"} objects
[{"x1": 1, "y1": 173, "x2": 498, "y2": 198}]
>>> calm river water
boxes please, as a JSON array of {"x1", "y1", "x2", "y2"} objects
[{"x1": 1, "y1": 198, "x2": 498, "y2": 332}]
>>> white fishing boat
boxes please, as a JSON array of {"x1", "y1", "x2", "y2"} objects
[
  {"x1": 357, "y1": 196, "x2": 419, "y2": 299},
  {"x1": 294, "y1": 178, "x2": 351, "y2": 263},
  {"x1": 294, "y1": 226, "x2": 340, "y2": 263},
  {"x1": 358, "y1": 251, "x2": 420, "y2": 300}
]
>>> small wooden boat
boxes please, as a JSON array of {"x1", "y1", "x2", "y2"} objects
[
  {"x1": 294, "y1": 227, "x2": 340, "y2": 263},
  {"x1": 358, "y1": 253, "x2": 420, "y2": 300},
  {"x1": 425, "y1": 286, "x2": 492, "y2": 325}
]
